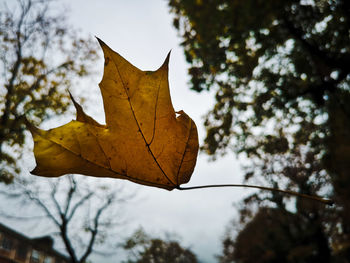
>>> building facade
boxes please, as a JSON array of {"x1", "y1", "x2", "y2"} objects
[{"x1": 0, "y1": 223, "x2": 69, "y2": 263}]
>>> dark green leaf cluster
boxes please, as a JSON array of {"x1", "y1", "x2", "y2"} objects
[
  {"x1": 168, "y1": 0, "x2": 350, "y2": 261},
  {"x1": 169, "y1": 0, "x2": 349, "y2": 157}
]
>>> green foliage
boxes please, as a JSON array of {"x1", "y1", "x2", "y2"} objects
[
  {"x1": 168, "y1": 0, "x2": 349, "y2": 159},
  {"x1": 0, "y1": 0, "x2": 99, "y2": 183},
  {"x1": 123, "y1": 228, "x2": 198, "y2": 263},
  {"x1": 168, "y1": 0, "x2": 350, "y2": 261}
]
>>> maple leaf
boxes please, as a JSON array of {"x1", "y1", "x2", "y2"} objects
[{"x1": 28, "y1": 38, "x2": 199, "y2": 190}]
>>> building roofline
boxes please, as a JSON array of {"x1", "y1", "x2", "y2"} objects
[{"x1": 0, "y1": 222, "x2": 69, "y2": 261}]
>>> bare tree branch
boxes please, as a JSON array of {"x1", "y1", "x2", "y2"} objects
[
  {"x1": 24, "y1": 188, "x2": 60, "y2": 226},
  {"x1": 60, "y1": 217, "x2": 79, "y2": 263},
  {"x1": 66, "y1": 192, "x2": 94, "y2": 223},
  {"x1": 0, "y1": 174, "x2": 130, "y2": 263},
  {"x1": 79, "y1": 195, "x2": 115, "y2": 263},
  {"x1": 64, "y1": 176, "x2": 77, "y2": 216},
  {"x1": 49, "y1": 180, "x2": 64, "y2": 218},
  {"x1": 0, "y1": 209, "x2": 48, "y2": 221}
]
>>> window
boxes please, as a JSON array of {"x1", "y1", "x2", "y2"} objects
[
  {"x1": 30, "y1": 249, "x2": 40, "y2": 263},
  {"x1": 44, "y1": 256, "x2": 53, "y2": 263},
  {"x1": 0, "y1": 236, "x2": 12, "y2": 251},
  {"x1": 16, "y1": 244, "x2": 28, "y2": 260}
]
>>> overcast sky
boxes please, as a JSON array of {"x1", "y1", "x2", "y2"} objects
[{"x1": 4, "y1": 0, "x2": 253, "y2": 262}]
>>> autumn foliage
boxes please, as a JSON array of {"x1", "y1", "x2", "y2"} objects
[{"x1": 28, "y1": 39, "x2": 199, "y2": 190}]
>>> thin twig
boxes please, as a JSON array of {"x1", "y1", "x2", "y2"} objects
[{"x1": 177, "y1": 184, "x2": 333, "y2": 205}]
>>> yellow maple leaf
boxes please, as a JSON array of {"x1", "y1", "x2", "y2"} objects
[{"x1": 28, "y1": 39, "x2": 199, "y2": 190}]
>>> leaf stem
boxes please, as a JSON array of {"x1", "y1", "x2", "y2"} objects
[{"x1": 177, "y1": 184, "x2": 333, "y2": 205}]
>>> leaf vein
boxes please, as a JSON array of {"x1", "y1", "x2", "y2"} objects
[{"x1": 110, "y1": 55, "x2": 177, "y2": 187}]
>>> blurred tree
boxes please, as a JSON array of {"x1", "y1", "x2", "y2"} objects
[
  {"x1": 219, "y1": 207, "x2": 331, "y2": 263},
  {"x1": 0, "y1": 0, "x2": 98, "y2": 183},
  {"x1": 217, "y1": 147, "x2": 343, "y2": 262},
  {"x1": 122, "y1": 228, "x2": 198, "y2": 263},
  {"x1": 0, "y1": 175, "x2": 131, "y2": 263},
  {"x1": 168, "y1": 0, "x2": 350, "y2": 260}
]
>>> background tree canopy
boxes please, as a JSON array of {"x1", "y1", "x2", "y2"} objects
[
  {"x1": 168, "y1": 0, "x2": 350, "y2": 261},
  {"x1": 123, "y1": 228, "x2": 198, "y2": 263},
  {"x1": 0, "y1": 0, "x2": 98, "y2": 183},
  {"x1": 218, "y1": 207, "x2": 331, "y2": 263}
]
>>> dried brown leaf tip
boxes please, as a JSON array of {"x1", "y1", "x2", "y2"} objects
[{"x1": 29, "y1": 39, "x2": 199, "y2": 190}]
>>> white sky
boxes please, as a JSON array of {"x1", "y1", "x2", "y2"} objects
[{"x1": 3, "y1": 0, "x2": 253, "y2": 262}]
